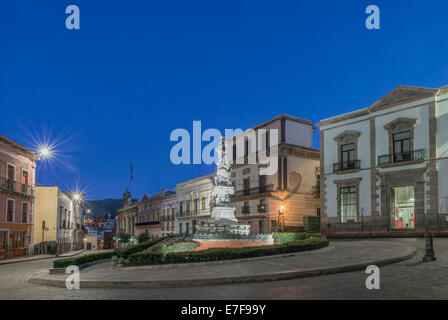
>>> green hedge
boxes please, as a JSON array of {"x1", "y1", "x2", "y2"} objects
[
  {"x1": 272, "y1": 232, "x2": 307, "y2": 244},
  {"x1": 53, "y1": 236, "x2": 167, "y2": 268},
  {"x1": 128, "y1": 236, "x2": 329, "y2": 266},
  {"x1": 53, "y1": 251, "x2": 117, "y2": 268},
  {"x1": 117, "y1": 236, "x2": 167, "y2": 258}
]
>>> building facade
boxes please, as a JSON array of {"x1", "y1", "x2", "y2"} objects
[
  {"x1": 135, "y1": 190, "x2": 168, "y2": 239},
  {"x1": 161, "y1": 191, "x2": 176, "y2": 236},
  {"x1": 0, "y1": 134, "x2": 37, "y2": 259},
  {"x1": 175, "y1": 174, "x2": 214, "y2": 235},
  {"x1": 318, "y1": 85, "x2": 448, "y2": 234},
  {"x1": 116, "y1": 189, "x2": 137, "y2": 245},
  {"x1": 228, "y1": 114, "x2": 320, "y2": 233},
  {"x1": 33, "y1": 186, "x2": 83, "y2": 254}
]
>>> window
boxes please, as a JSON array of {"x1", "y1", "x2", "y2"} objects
[
  {"x1": 393, "y1": 131, "x2": 411, "y2": 161},
  {"x1": 7, "y1": 164, "x2": 15, "y2": 180},
  {"x1": 266, "y1": 131, "x2": 270, "y2": 149},
  {"x1": 259, "y1": 220, "x2": 265, "y2": 234},
  {"x1": 440, "y1": 196, "x2": 448, "y2": 214},
  {"x1": 22, "y1": 202, "x2": 28, "y2": 223},
  {"x1": 244, "y1": 139, "x2": 249, "y2": 157},
  {"x1": 341, "y1": 143, "x2": 355, "y2": 164},
  {"x1": 243, "y1": 178, "x2": 250, "y2": 195},
  {"x1": 6, "y1": 164, "x2": 15, "y2": 190},
  {"x1": 340, "y1": 187, "x2": 357, "y2": 223},
  {"x1": 391, "y1": 186, "x2": 415, "y2": 229},
  {"x1": 242, "y1": 201, "x2": 250, "y2": 214},
  {"x1": 201, "y1": 197, "x2": 206, "y2": 211},
  {"x1": 7, "y1": 199, "x2": 14, "y2": 222},
  {"x1": 270, "y1": 220, "x2": 277, "y2": 231},
  {"x1": 0, "y1": 231, "x2": 7, "y2": 250},
  {"x1": 179, "y1": 201, "x2": 183, "y2": 214},
  {"x1": 22, "y1": 170, "x2": 28, "y2": 185},
  {"x1": 193, "y1": 199, "x2": 198, "y2": 213},
  {"x1": 11, "y1": 231, "x2": 26, "y2": 248},
  {"x1": 233, "y1": 144, "x2": 237, "y2": 162},
  {"x1": 259, "y1": 175, "x2": 267, "y2": 193},
  {"x1": 186, "y1": 200, "x2": 191, "y2": 213}
]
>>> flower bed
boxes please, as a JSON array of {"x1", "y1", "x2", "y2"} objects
[
  {"x1": 156, "y1": 241, "x2": 199, "y2": 254},
  {"x1": 127, "y1": 236, "x2": 329, "y2": 266}
]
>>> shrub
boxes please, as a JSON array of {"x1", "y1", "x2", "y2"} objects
[
  {"x1": 127, "y1": 236, "x2": 329, "y2": 266},
  {"x1": 272, "y1": 232, "x2": 307, "y2": 244},
  {"x1": 137, "y1": 233, "x2": 150, "y2": 243},
  {"x1": 53, "y1": 237, "x2": 168, "y2": 268},
  {"x1": 117, "y1": 236, "x2": 167, "y2": 258},
  {"x1": 53, "y1": 251, "x2": 117, "y2": 268}
]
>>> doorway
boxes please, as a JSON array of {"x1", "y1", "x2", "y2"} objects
[{"x1": 391, "y1": 186, "x2": 415, "y2": 229}]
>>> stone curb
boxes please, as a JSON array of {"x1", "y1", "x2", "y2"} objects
[{"x1": 27, "y1": 247, "x2": 416, "y2": 289}]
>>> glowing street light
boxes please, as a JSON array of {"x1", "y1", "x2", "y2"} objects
[{"x1": 37, "y1": 144, "x2": 53, "y2": 160}]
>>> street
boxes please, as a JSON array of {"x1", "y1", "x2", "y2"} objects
[{"x1": 1, "y1": 238, "x2": 447, "y2": 300}]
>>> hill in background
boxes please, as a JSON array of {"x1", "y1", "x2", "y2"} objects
[{"x1": 85, "y1": 199, "x2": 138, "y2": 218}]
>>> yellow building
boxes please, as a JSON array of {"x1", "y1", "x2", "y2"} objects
[{"x1": 34, "y1": 186, "x2": 83, "y2": 254}]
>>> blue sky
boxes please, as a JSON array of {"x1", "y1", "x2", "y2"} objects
[{"x1": 1, "y1": 0, "x2": 447, "y2": 200}]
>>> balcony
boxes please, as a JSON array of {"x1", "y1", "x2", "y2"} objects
[
  {"x1": 176, "y1": 210, "x2": 210, "y2": 218},
  {"x1": 257, "y1": 204, "x2": 266, "y2": 213},
  {"x1": 241, "y1": 205, "x2": 250, "y2": 214},
  {"x1": 312, "y1": 185, "x2": 320, "y2": 194},
  {"x1": 0, "y1": 177, "x2": 34, "y2": 197},
  {"x1": 135, "y1": 221, "x2": 160, "y2": 227},
  {"x1": 233, "y1": 185, "x2": 273, "y2": 198},
  {"x1": 378, "y1": 149, "x2": 425, "y2": 167},
  {"x1": 333, "y1": 160, "x2": 361, "y2": 173}
]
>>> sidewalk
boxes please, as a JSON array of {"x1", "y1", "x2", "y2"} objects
[
  {"x1": 0, "y1": 249, "x2": 86, "y2": 265},
  {"x1": 29, "y1": 240, "x2": 416, "y2": 288}
]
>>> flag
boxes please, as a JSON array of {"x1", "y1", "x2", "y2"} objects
[{"x1": 130, "y1": 163, "x2": 134, "y2": 182}]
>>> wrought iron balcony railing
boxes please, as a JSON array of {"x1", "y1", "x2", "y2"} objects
[
  {"x1": 0, "y1": 177, "x2": 34, "y2": 196},
  {"x1": 233, "y1": 185, "x2": 273, "y2": 198},
  {"x1": 176, "y1": 210, "x2": 211, "y2": 218},
  {"x1": 378, "y1": 149, "x2": 425, "y2": 166},
  {"x1": 333, "y1": 160, "x2": 361, "y2": 173},
  {"x1": 135, "y1": 221, "x2": 160, "y2": 227},
  {"x1": 241, "y1": 205, "x2": 250, "y2": 214},
  {"x1": 257, "y1": 204, "x2": 266, "y2": 213}
]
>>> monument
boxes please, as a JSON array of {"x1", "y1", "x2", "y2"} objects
[{"x1": 195, "y1": 135, "x2": 251, "y2": 236}]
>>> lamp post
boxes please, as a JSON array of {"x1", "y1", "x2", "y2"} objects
[{"x1": 278, "y1": 205, "x2": 285, "y2": 232}]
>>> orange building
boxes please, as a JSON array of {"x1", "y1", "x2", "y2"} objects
[{"x1": 0, "y1": 134, "x2": 37, "y2": 259}]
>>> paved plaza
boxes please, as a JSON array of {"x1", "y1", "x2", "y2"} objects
[{"x1": 0, "y1": 238, "x2": 447, "y2": 299}]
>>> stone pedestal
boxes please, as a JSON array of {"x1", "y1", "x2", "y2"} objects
[{"x1": 211, "y1": 207, "x2": 237, "y2": 222}]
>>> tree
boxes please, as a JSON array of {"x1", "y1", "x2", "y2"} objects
[
  {"x1": 137, "y1": 232, "x2": 150, "y2": 243},
  {"x1": 117, "y1": 231, "x2": 131, "y2": 245}
]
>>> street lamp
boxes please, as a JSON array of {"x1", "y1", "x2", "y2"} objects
[
  {"x1": 37, "y1": 144, "x2": 53, "y2": 160},
  {"x1": 278, "y1": 205, "x2": 286, "y2": 232}
]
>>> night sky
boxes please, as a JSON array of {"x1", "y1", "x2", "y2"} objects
[{"x1": 1, "y1": 0, "x2": 447, "y2": 200}]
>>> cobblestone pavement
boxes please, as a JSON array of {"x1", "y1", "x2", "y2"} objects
[{"x1": 0, "y1": 238, "x2": 447, "y2": 300}]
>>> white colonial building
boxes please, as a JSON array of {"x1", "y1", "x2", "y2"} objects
[
  {"x1": 318, "y1": 85, "x2": 448, "y2": 234},
  {"x1": 175, "y1": 173, "x2": 214, "y2": 235},
  {"x1": 227, "y1": 114, "x2": 320, "y2": 233}
]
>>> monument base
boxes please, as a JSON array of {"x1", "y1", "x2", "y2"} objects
[
  {"x1": 211, "y1": 206, "x2": 237, "y2": 222},
  {"x1": 195, "y1": 218, "x2": 250, "y2": 236}
]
